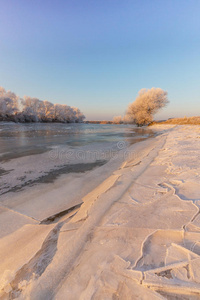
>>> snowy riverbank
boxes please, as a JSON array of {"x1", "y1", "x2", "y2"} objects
[{"x1": 1, "y1": 125, "x2": 200, "y2": 299}]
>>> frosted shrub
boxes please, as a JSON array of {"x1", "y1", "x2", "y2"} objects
[{"x1": 126, "y1": 88, "x2": 169, "y2": 126}]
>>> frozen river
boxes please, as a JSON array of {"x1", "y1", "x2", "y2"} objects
[
  {"x1": 0, "y1": 122, "x2": 156, "y2": 221},
  {"x1": 0, "y1": 122, "x2": 154, "y2": 161}
]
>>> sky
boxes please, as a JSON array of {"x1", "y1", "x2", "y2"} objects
[{"x1": 0, "y1": 0, "x2": 199, "y2": 121}]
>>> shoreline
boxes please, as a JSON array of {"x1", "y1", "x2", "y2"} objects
[
  {"x1": 0, "y1": 160, "x2": 107, "y2": 196},
  {"x1": 1, "y1": 125, "x2": 200, "y2": 299}
]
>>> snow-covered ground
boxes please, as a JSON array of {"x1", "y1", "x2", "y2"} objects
[{"x1": 1, "y1": 125, "x2": 200, "y2": 299}]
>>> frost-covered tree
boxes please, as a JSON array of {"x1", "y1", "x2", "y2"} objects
[
  {"x1": 71, "y1": 107, "x2": 85, "y2": 123},
  {"x1": 21, "y1": 97, "x2": 40, "y2": 122},
  {"x1": 43, "y1": 100, "x2": 55, "y2": 121},
  {"x1": 125, "y1": 88, "x2": 169, "y2": 126},
  {"x1": 113, "y1": 116, "x2": 123, "y2": 124},
  {"x1": 53, "y1": 104, "x2": 64, "y2": 122},
  {"x1": 0, "y1": 88, "x2": 19, "y2": 119}
]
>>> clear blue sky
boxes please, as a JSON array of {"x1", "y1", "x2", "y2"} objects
[{"x1": 0, "y1": 0, "x2": 199, "y2": 120}]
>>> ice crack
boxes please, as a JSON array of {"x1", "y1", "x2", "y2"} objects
[{"x1": 4, "y1": 222, "x2": 64, "y2": 299}]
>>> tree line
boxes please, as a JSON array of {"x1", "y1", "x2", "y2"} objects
[{"x1": 0, "y1": 87, "x2": 85, "y2": 123}]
